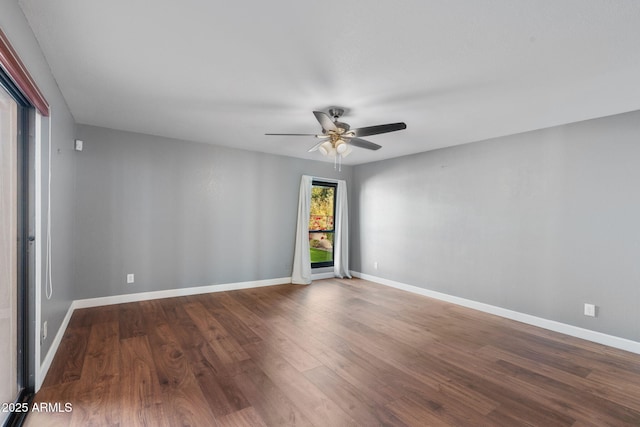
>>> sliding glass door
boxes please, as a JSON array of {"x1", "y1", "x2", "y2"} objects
[
  {"x1": 0, "y1": 76, "x2": 19, "y2": 425},
  {"x1": 0, "y1": 68, "x2": 34, "y2": 425}
]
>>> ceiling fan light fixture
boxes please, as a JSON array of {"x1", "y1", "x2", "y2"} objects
[
  {"x1": 335, "y1": 139, "x2": 348, "y2": 154},
  {"x1": 341, "y1": 144, "x2": 353, "y2": 158},
  {"x1": 319, "y1": 140, "x2": 334, "y2": 156}
]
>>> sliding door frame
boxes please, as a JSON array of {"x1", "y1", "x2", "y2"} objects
[{"x1": 1, "y1": 68, "x2": 35, "y2": 427}]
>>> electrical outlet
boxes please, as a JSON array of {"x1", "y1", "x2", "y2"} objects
[
  {"x1": 584, "y1": 303, "x2": 596, "y2": 317},
  {"x1": 373, "y1": 261, "x2": 378, "y2": 270},
  {"x1": 127, "y1": 273, "x2": 135, "y2": 284},
  {"x1": 43, "y1": 321, "x2": 48, "y2": 340}
]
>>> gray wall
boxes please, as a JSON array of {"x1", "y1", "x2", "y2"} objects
[
  {"x1": 352, "y1": 110, "x2": 640, "y2": 342},
  {"x1": 73, "y1": 125, "x2": 351, "y2": 299},
  {"x1": 1, "y1": 1, "x2": 78, "y2": 364}
]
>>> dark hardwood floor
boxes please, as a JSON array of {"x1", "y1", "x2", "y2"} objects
[{"x1": 27, "y1": 278, "x2": 640, "y2": 426}]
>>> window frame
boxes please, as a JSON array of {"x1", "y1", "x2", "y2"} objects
[{"x1": 310, "y1": 180, "x2": 337, "y2": 269}]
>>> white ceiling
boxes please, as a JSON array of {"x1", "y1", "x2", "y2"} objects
[{"x1": 18, "y1": 0, "x2": 640, "y2": 165}]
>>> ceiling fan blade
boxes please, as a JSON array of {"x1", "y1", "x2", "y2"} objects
[
  {"x1": 308, "y1": 139, "x2": 329, "y2": 152},
  {"x1": 349, "y1": 137, "x2": 381, "y2": 151},
  {"x1": 265, "y1": 133, "x2": 319, "y2": 136},
  {"x1": 352, "y1": 122, "x2": 406, "y2": 137},
  {"x1": 313, "y1": 111, "x2": 338, "y2": 132}
]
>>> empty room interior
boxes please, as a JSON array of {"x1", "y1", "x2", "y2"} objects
[{"x1": 2, "y1": 1, "x2": 640, "y2": 426}]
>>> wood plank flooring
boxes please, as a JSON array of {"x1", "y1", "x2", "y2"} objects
[{"x1": 26, "y1": 278, "x2": 640, "y2": 426}]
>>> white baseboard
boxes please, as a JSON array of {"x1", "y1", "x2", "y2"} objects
[
  {"x1": 73, "y1": 276, "x2": 291, "y2": 310},
  {"x1": 351, "y1": 271, "x2": 640, "y2": 355},
  {"x1": 36, "y1": 276, "x2": 291, "y2": 391},
  {"x1": 37, "y1": 302, "x2": 74, "y2": 391}
]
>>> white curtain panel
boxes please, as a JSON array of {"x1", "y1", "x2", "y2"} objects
[
  {"x1": 334, "y1": 180, "x2": 351, "y2": 279},
  {"x1": 291, "y1": 175, "x2": 313, "y2": 284}
]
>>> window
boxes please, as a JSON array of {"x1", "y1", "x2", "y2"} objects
[{"x1": 309, "y1": 181, "x2": 337, "y2": 268}]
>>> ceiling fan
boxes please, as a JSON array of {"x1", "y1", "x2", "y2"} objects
[{"x1": 266, "y1": 108, "x2": 407, "y2": 159}]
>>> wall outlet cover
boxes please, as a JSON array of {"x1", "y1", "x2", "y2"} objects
[
  {"x1": 584, "y1": 303, "x2": 596, "y2": 317},
  {"x1": 127, "y1": 273, "x2": 135, "y2": 284}
]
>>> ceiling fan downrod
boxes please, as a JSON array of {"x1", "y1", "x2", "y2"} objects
[{"x1": 328, "y1": 108, "x2": 344, "y2": 121}]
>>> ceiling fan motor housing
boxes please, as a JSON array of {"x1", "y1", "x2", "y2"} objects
[
  {"x1": 333, "y1": 121, "x2": 350, "y2": 133},
  {"x1": 321, "y1": 121, "x2": 350, "y2": 137}
]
